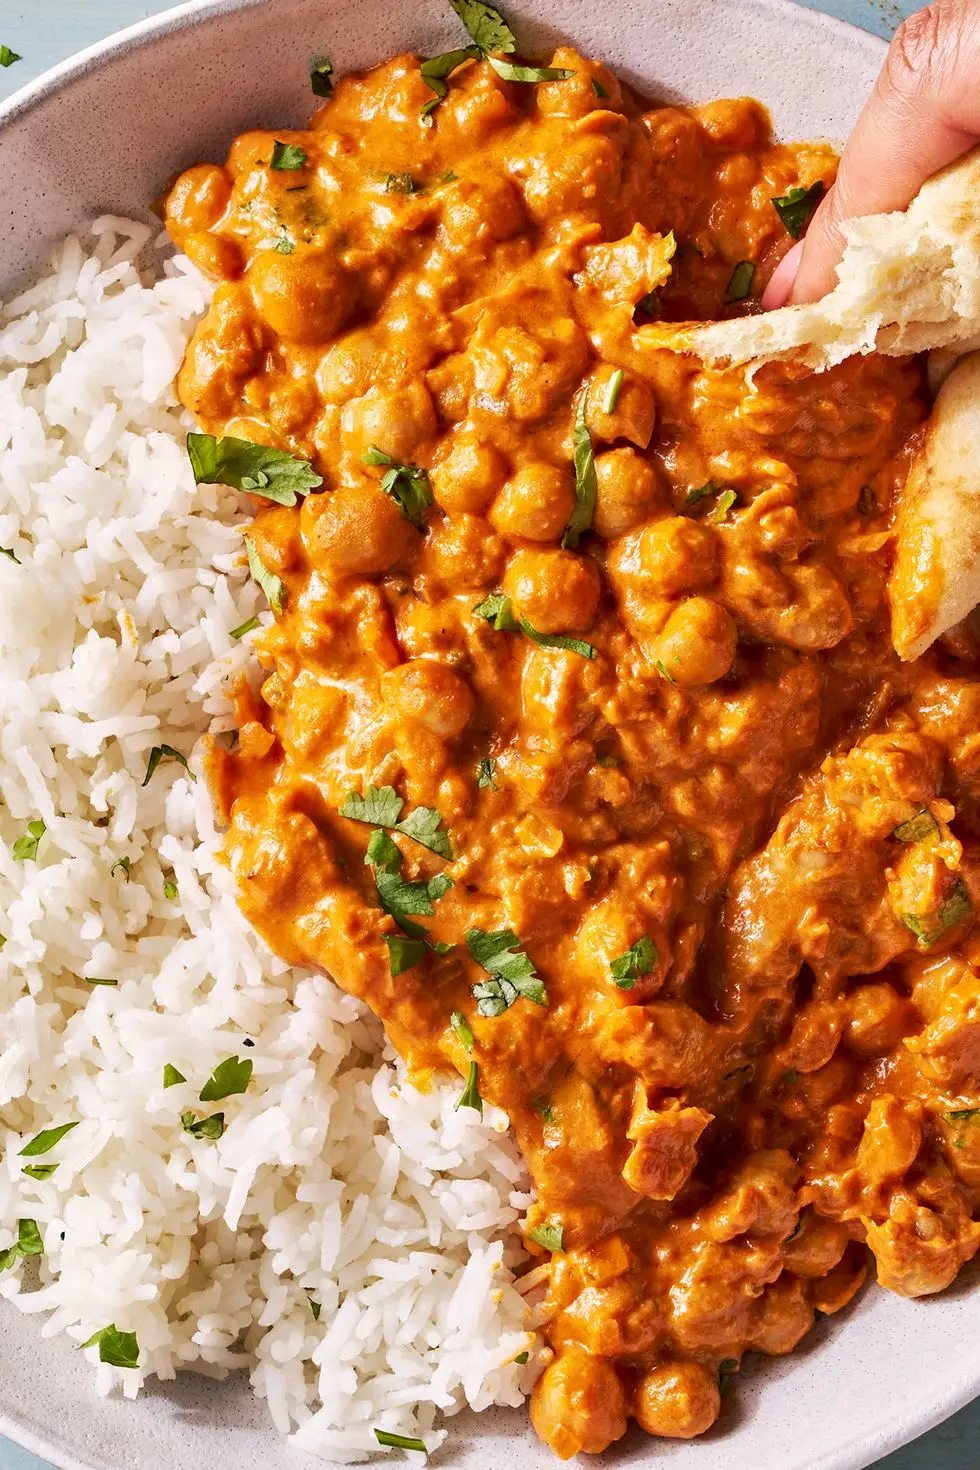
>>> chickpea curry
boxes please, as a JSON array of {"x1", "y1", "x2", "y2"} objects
[{"x1": 165, "y1": 10, "x2": 980, "y2": 1459}]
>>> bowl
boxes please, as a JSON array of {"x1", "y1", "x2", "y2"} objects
[{"x1": 3, "y1": 2, "x2": 979, "y2": 1468}]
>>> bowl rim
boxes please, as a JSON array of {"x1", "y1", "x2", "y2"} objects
[{"x1": 7, "y1": 5, "x2": 978, "y2": 1470}]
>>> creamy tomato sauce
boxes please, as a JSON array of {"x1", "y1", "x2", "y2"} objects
[{"x1": 166, "y1": 43, "x2": 980, "y2": 1458}]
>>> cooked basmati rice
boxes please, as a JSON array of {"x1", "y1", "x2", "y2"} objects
[{"x1": 0, "y1": 221, "x2": 540, "y2": 1461}]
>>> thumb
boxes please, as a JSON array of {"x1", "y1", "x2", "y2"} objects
[{"x1": 780, "y1": 0, "x2": 980, "y2": 306}]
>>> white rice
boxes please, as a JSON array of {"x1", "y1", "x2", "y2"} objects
[{"x1": 0, "y1": 221, "x2": 540, "y2": 1461}]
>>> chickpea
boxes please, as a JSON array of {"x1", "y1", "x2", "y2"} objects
[
  {"x1": 441, "y1": 175, "x2": 525, "y2": 248},
  {"x1": 226, "y1": 129, "x2": 277, "y2": 177},
  {"x1": 248, "y1": 249, "x2": 352, "y2": 345},
  {"x1": 535, "y1": 48, "x2": 623, "y2": 118},
  {"x1": 782, "y1": 1214, "x2": 849, "y2": 1280},
  {"x1": 644, "y1": 107, "x2": 704, "y2": 174},
  {"x1": 638, "y1": 517, "x2": 718, "y2": 596},
  {"x1": 692, "y1": 98, "x2": 770, "y2": 149},
  {"x1": 166, "y1": 163, "x2": 232, "y2": 234},
  {"x1": 522, "y1": 134, "x2": 623, "y2": 227},
  {"x1": 530, "y1": 1348, "x2": 628, "y2": 1458},
  {"x1": 181, "y1": 232, "x2": 244, "y2": 281},
  {"x1": 423, "y1": 513, "x2": 506, "y2": 590},
  {"x1": 588, "y1": 367, "x2": 657, "y2": 450},
  {"x1": 491, "y1": 463, "x2": 575, "y2": 541},
  {"x1": 503, "y1": 548, "x2": 601, "y2": 633},
  {"x1": 301, "y1": 482, "x2": 412, "y2": 577},
  {"x1": 382, "y1": 659, "x2": 474, "y2": 739},
  {"x1": 656, "y1": 598, "x2": 737, "y2": 687},
  {"x1": 430, "y1": 436, "x2": 506, "y2": 516},
  {"x1": 594, "y1": 449, "x2": 665, "y2": 539},
  {"x1": 748, "y1": 1276, "x2": 814, "y2": 1356},
  {"x1": 777, "y1": 563, "x2": 854, "y2": 650},
  {"x1": 855, "y1": 1095, "x2": 922, "y2": 1185},
  {"x1": 317, "y1": 331, "x2": 380, "y2": 405},
  {"x1": 342, "y1": 382, "x2": 436, "y2": 467},
  {"x1": 844, "y1": 982, "x2": 913, "y2": 1059},
  {"x1": 633, "y1": 1360, "x2": 720, "y2": 1439}
]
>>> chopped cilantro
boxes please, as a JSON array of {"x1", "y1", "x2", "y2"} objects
[
  {"x1": 476, "y1": 757, "x2": 498, "y2": 790},
  {"x1": 474, "y1": 592, "x2": 595, "y2": 657},
  {"x1": 339, "y1": 785, "x2": 452, "y2": 858},
  {"x1": 0, "y1": 45, "x2": 21, "y2": 67},
  {"x1": 181, "y1": 1110, "x2": 225, "y2": 1141},
  {"x1": 448, "y1": 0, "x2": 517, "y2": 53},
  {"x1": 707, "y1": 488, "x2": 738, "y2": 523},
  {"x1": 385, "y1": 934, "x2": 428, "y2": 975},
  {"x1": 901, "y1": 879, "x2": 972, "y2": 949},
  {"x1": 142, "y1": 744, "x2": 195, "y2": 787},
  {"x1": 455, "y1": 1059, "x2": 483, "y2": 1116},
  {"x1": 383, "y1": 172, "x2": 421, "y2": 195},
  {"x1": 1, "y1": 1218, "x2": 43, "y2": 1272},
  {"x1": 362, "y1": 446, "x2": 432, "y2": 528},
  {"x1": 450, "y1": 1009, "x2": 475, "y2": 1052},
  {"x1": 725, "y1": 261, "x2": 755, "y2": 303},
  {"x1": 686, "y1": 480, "x2": 723, "y2": 505},
  {"x1": 110, "y1": 856, "x2": 132, "y2": 880},
  {"x1": 200, "y1": 1056, "x2": 253, "y2": 1102},
  {"x1": 187, "y1": 432, "x2": 321, "y2": 506},
  {"x1": 19, "y1": 1121, "x2": 78, "y2": 1157},
  {"x1": 467, "y1": 927, "x2": 548, "y2": 1015},
  {"x1": 310, "y1": 55, "x2": 334, "y2": 98},
  {"x1": 308, "y1": 1295, "x2": 322, "y2": 1320},
  {"x1": 515, "y1": 1350, "x2": 530, "y2": 1364},
  {"x1": 12, "y1": 819, "x2": 45, "y2": 862},
  {"x1": 718, "y1": 1357, "x2": 738, "y2": 1393},
  {"x1": 420, "y1": 46, "x2": 482, "y2": 121},
  {"x1": 270, "y1": 140, "x2": 308, "y2": 171},
  {"x1": 230, "y1": 615, "x2": 261, "y2": 640},
  {"x1": 22, "y1": 1164, "x2": 57, "y2": 1181},
  {"x1": 526, "y1": 1220, "x2": 564, "y2": 1251},
  {"x1": 163, "y1": 1064, "x2": 186, "y2": 1089},
  {"x1": 533, "y1": 1098, "x2": 555, "y2": 1124},
  {"x1": 591, "y1": 77, "x2": 609, "y2": 98},
  {"x1": 893, "y1": 809, "x2": 939, "y2": 843},
  {"x1": 473, "y1": 591, "x2": 519, "y2": 630},
  {"x1": 85, "y1": 977, "x2": 117, "y2": 987},
  {"x1": 79, "y1": 1324, "x2": 140, "y2": 1369},
  {"x1": 602, "y1": 369, "x2": 625, "y2": 415},
  {"x1": 163, "y1": 877, "x2": 179, "y2": 900},
  {"x1": 1, "y1": 547, "x2": 20, "y2": 563},
  {"x1": 366, "y1": 829, "x2": 453, "y2": 935},
  {"x1": 244, "y1": 534, "x2": 285, "y2": 615},
  {"x1": 655, "y1": 660, "x2": 676, "y2": 685},
  {"x1": 562, "y1": 387, "x2": 597, "y2": 549},
  {"x1": 771, "y1": 181, "x2": 825, "y2": 239},
  {"x1": 519, "y1": 617, "x2": 595, "y2": 659},
  {"x1": 487, "y1": 58, "x2": 573, "y2": 83},
  {"x1": 609, "y1": 935, "x2": 657, "y2": 990},
  {"x1": 274, "y1": 235, "x2": 295, "y2": 254},
  {"x1": 374, "y1": 1430, "x2": 428, "y2": 1453}
]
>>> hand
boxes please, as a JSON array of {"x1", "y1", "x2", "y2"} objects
[{"x1": 763, "y1": 0, "x2": 980, "y2": 307}]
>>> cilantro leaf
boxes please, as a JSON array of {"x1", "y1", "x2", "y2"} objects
[
  {"x1": 181, "y1": 1110, "x2": 225, "y2": 1141},
  {"x1": 901, "y1": 879, "x2": 972, "y2": 950},
  {"x1": 420, "y1": 46, "x2": 482, "y2": 120},
  {"x1": 455, "y1": 1059, "x2": 483, "y2": 1116},
  {"x1": 450, "y1": 1009, "x2": 475, "y2": 1052},
  {"x1": 366, "y1": 830, "x2": 453, "y2": 935},
  {"x1": 476, "y1": 757, "x2": 498, "y2": 790},
  {"x1": 307, "y1": 1292, "x2": 322, "y2": 1320},
  {"x1": 0, "y1": 45, "x2": 21, "y2": 67},
  {"x1": 685, "y1": 480, "x2": 723, "y2": 506},
  {"x1": 84, "y1": 977, "x2": 117, "y2": 987},
  {"x1": 473, "y1": 591, "x2": 519, "y2": 630},
  {"x1": 22, "y1": 1164, "x2": 57, "y2": 1181},
  {"x1": 771, "y1": 181, "x2": 825, "y2": 240},
  {"x1": 230, "y1": 615, "x2": 261, "y2": 640},
  {"x1": 602, "y1": 369, "x2": 624, "y2": 415},
  {"x1": 385, "y1": 934, "x2": 428, "y2": 975},
  {"x1": 0, "y1": 1219, "x2": 43, "y2": 1272},
  {"x1": 562, "y1": 387, "x2": 597, "y2": 550},
  {"x1": 519, "y1": 616, "x2": 595, "y2": 660},
  {"x1": 725, "y1": 261, "x2": 756, "y2": 303},
  {"x1": 362, "y1": 447, "x2": 432, "y2": 528},
  {"x1": 270, "y1": 140, "x2": 308, "y2": 171},
  {"x1": 374, "y1": 1431, "x2": 428, "y2": 1453},
  {"x1": 467, "y1": 927, "x2": 548, "y2": 1015},
  {"x1": 609, "y1": 935, "x2": 657, "y2": 990},
  {"x1": 12, "y1": 819, "x2": 45, "y2": 862},
  {"x1": 340, "y1": 785, "x2": 452, "y2": 858},
  {"x1": 199, "y1": 1056, "x2": 253, "y2": 1102},
  {"x1": 487, "y1": 58, "x2": 574, "y2": 83},
  {"x1": 1, "y1": 546, "x2": 20, "y2": 562},
  {"x1": 656, "y1": 660, "x2": 676, "y2": 685},
  {"x1": 707, "y1": 488, "x2": 738, "y2": 524},
  {"x1": 79, "y1": 1324, "x2": 140, "y2": 1369},
  {"x1": 526, "y1": 1219, "x2": 564, "y2": 1251},
  {"x1": 448, "y1": 0, "x2": 517, "y2": 53},
  {"x1": 341, "y1": 785, "x2": 404, "y2": 828},
  {"x1": 163, "y1": 1064, "x2": 186, "y2": 1089},
  {"x1": 310, "y1": 55, "x2": 333, "y2": 97},
  {"x1": 591, "y1": 77, "x2": 609, "y2": 98},
  {"x1": 244, "y1": 534, "x2": 285, "y2": 615},
  {"x1": 382, "y1": 172, "x2": 422, "y2": 195},
  {"x1": 274, "y1": 235, "x2": 295, "y2": 255},
  {"x1": 142, "y1": 744, "x2": 195, "y2": 787},
  {"x1": 893, "y1": 809, "x2": 939, "y2": 843},
  {"x1": 163, "y1": 877, "x2": 179, "y2": 900},
  {"x1": 187, "y1": 432, "x2": 321, "y2": 506},
  {"x1": 19, "y1": 1122, "x2": 78, "y2": 1157},
  {"x1": 110, "y1": 856, "x2": 132, "y2": 880}
]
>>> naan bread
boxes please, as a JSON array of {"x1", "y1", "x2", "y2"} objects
[
  {"x1": 643, "y1": 146, "x2": 980, "y2": 371},
  {"x1": 889, "y1": 351, "x2": 980, "y2": 661}
]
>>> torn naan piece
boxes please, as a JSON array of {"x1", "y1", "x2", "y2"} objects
[
  {"x1": 890, "y1": 351, "x2": 980, "y2": 662},
  {"x1": 641, "y1": 146, "x2": 980, "y2": 371}
]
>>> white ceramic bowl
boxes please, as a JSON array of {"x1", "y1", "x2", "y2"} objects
[{"x1": 2, "y1": 2, "x2": 979, "y2": 1468}]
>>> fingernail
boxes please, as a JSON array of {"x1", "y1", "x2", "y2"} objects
[{"x1": 761, "y1": 241, "x2": 804, "y2": 310}]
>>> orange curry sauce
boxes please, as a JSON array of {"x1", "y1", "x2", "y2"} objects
[{"x1": 165, "y1": 45, "x2": 980, "y2": 1458}]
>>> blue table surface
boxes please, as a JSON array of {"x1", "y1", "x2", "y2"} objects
[{"x1": 1, "y1": 1, "x2": 977, "y2": 1468}]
